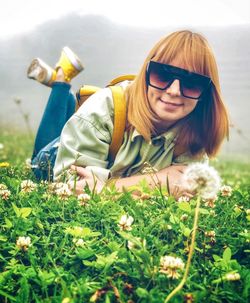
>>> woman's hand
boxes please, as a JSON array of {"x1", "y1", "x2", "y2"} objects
[
  {"x1": 67, "y1": 165, "x2": 104, "y2": 195},
  {"x1": 157, "y1": 165, "x2": 193, "y2": 198}
]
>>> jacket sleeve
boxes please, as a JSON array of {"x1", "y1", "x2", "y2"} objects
[
  {"x1": 172, "y1": 150, "x2": 209, "y2": 165},
  {"x1": 53, "y1": 88, "x2": 114, "y2": 182}
]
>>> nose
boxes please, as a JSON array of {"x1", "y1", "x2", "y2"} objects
[{"x1": 165, "y1": 79, "x2": 181, "y2": 97}]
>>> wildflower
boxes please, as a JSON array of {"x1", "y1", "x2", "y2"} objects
[
  {"x1": 127, "y1": 237, "x2": 146, "y2": 250},
  {"x1": 0, "y1": 184, "x2": 7, "y2": 190},
  {"x1": 205, "y1": 230, "x2": 216, "y2": 238},
  {"x1": 140, "y1": 193, "x2": 151, "y2": 200},
  {"x1": 78, "y1": 193, "x2": 91, "y2": 206},
  {"x1": 0, "y1": 143, "x2": 4, "y2": 149},
  {"x1": 225, "y1": 272, "x2": 241, "y2": 281},
  {"x1": 181, "y1": 214, "x2": 189, "y2": 221},
  {"x1": 220, "y1": 185, "x2": 233, "y2": 197},
  {"x1": 0, "y1": 189, "x2": 11, "y2": 200},
  {"x1": 183, "y1": 163, "x2": 221, "y2": 200},
  {"x1": 62, "y1": 298, "x2": 71, "y2": 303},
  {"x1": 204, "y1": 195, "x2": 218, "y2": 208},
  {"x1": 141, "y1": 162, "x2": 158, "y2": 174},
  {"x1": 209, "y1": 210, "x2": 216, "y2": 216},
  {"x1": 118, "y1": 214, "x2": 134, "y2": 231},
  {"x1": 178, "y1": 196, "x2": 190, "y2": 203},
  {"x1": 55, "y1": 184, "x2": 72, "y2": 200},
  {"x1": 0, "y1": 162, "x2": 10, "y2": 168},
  {"x1": 48, "y1": 182, "x2": 65, "y2": 192},
  {"x1": 73, "y1": 238, "x2": 85, "y2": 247},
  {"x1": 205, "y1": 230, "x2": 216, "y2": 244},
  {"x1": 245, "y1": 209, "x2": 250, "y2": 215},
  {"x1": 25, "y1": 158, "x2": 32, "y2": 168},
  {"x1": 21, "y1": 180, "x2": 37, "y2": 193},
  {"x1": 16, "y1": 236, "x2": 31, "y2": 251},
  {"x1": 159, "y1": 255, "x2": 185, "y2": 279},
  {"x1": 184, "y1": 293, "x2": 194, "y2": 303}
]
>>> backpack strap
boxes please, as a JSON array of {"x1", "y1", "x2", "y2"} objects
[
  {"x1": 108, "y1": 74, "x2": 136, "y2": 86},
  {"x1": 108, "y1": 86, "x2": 127, "y2": 162}
]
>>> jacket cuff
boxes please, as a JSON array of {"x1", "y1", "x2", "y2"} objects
[{"x1": 85, "y1": 166, "x2": 111, "y2": 183}]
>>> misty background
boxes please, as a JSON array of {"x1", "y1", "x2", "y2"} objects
[{"x1": 0, "y1": 14, "x2": 249, "y2": 157}]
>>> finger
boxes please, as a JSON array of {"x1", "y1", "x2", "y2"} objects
[{"x1": 70, "y1": 165, "x2": 87, "y2": 177}]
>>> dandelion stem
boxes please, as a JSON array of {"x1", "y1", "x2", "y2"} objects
[{"x1": 164, "y1": 196, "x2": 201, "y2": 303}]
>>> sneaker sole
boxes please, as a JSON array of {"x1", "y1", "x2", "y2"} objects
[
  {"x1": 27, "y1": 58, "x2": 54, "y2": 84},
  {"x1": 62, "y1": 46, "x2": 84, "y2": 72}
]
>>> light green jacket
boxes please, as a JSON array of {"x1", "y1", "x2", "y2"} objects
[{"x1": 54, "y1": 86, "x2": 203, "y2": 182}]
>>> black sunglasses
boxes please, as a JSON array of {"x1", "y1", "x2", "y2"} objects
[{"x1": 146, "y1": 61, "x2": 212, "y2": 100}]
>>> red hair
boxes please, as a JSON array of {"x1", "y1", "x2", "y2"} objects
[{"x1": 125, "y1": 30, "x2": 229, "y2": 157}]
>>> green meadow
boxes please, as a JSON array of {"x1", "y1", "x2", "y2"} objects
[{"x1": 0, "y1": 130, "x2": 249, "y2": 303}]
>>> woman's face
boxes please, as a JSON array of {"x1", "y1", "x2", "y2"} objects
[{"x1": 147, "y1": 59, "x2": 199, "y2": 132}]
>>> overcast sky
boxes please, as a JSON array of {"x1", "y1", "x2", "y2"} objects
[{"x1": 0, "y1": 0, "x2": 250, "y2": 39}]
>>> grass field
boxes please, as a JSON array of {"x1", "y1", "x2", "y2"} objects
[{"x1": 0, "y1": 130, "x2": 249, "y2": 303}]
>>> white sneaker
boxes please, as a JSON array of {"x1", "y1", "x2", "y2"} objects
[{"x1": 27, "y1": 58, "x2": 56, "y2": 86}]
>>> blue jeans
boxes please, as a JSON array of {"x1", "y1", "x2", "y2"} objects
[{"x1": 31, "y1": 82, "x2": 76, "y2": 180}]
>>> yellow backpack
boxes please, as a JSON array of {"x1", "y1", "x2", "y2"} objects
[{"x1": 75, "y1": 75, "x2": 136, "y2": 162}]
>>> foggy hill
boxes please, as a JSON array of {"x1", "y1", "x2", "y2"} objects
[{"x1": 0, "y1": 14, "x2": 249, "y2": 155}]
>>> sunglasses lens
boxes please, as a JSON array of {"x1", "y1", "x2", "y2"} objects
[
  {"x1": 148, "y1": 62, "x2": 211, "y2": 99},
  {"x1": 181, "y1": 78, "x2": 205, "y2": 99},
  {"x1": 149, "y1": 63, "x2": 173, "y2": 89}
]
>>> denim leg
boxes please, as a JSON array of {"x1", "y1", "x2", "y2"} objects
[{"x1": 32, "y1": 82, "x2": 76, "y2": 159}]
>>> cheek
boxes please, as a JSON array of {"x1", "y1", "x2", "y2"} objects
[{"x1": 185, "y1": 100, "x2": 198, "y2": 112}]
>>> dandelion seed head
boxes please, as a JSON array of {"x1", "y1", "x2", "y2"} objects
[{"x1": 183, "y1": 163, "x2": 221, "y2": 200}]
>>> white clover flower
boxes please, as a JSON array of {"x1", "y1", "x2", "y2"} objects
[
  {"x1": 220, "y1": 185, "x2": 233, "y2": 197},
  {"x1": 205, "y1": 230, "x2": 216, "y2": 238},
  {"x1": 159, "y1": 255, "x2": 185, "y2": 279},
  {"x1": 225, "y1": 272, "x2": 241, "y2": 281},
  {"x1": 183, "y1": 163, "x2": 221, "y2": 200},
  {"x1": 178, "y1": 196, "x2": 190, "y2": 203},
  {"x1": 73, "y1": 238, "x2": 85, "y2": 247},
  {"x1": 204, "y1": 194, "x2": 218, "y2": 208},
  {"x1": 0, "y1": 143, "x2": 4, "y2": 149},
  {"x1": 0, "y1": 189, "x2": 11, "y2": 200},
  {"x1": 78, "y1": 193, "x2": 91, "y2": 206},
  {"x1": 48, "y1": 182, "x2": 65, "y2": 192},
  {"x1": 16, "y1": 236, "x2": 31, "y2": 251},
  {"x1": 55, "y1": 184, "x2": 72, "y2": 200},
  {"x1": 118, "y1": 214, "x2": 134, "y2": 231},
  {"x1": 0, "y1": 184, "x2": 7, "y2": 190},
  {"x1": 180, "y1": 214, "x2": 188, "y2": 221},
  {"x1": 21, "y1": 180, "x2": 37, "y2": 193}
]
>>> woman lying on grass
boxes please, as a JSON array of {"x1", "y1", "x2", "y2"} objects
[{"x1": 28, "y1": 30, "x2": 229, "y2": 197}]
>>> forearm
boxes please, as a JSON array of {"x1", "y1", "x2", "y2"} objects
[{"x1": 111, "y1": 165, "x2": 187, "y2": 195}]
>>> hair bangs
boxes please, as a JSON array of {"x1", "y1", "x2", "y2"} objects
[{"x1": 151, "y1": 31, "x2": 212, "y2": 77}]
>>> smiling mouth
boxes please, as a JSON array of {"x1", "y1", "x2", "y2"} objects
[{"x1": 159, "y1": 99, "x2": 183, "y2": 106}]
